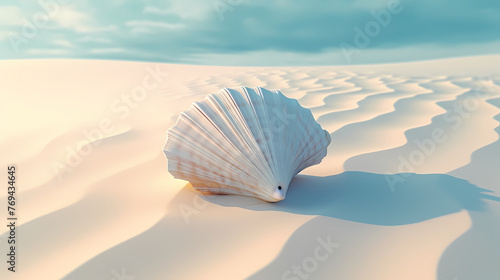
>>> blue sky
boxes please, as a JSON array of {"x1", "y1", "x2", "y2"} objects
[{"x1": 1, "y1": 0, "x2": 499, "y2": 66}]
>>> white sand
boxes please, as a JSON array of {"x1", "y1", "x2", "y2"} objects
[{"x1": 1, "y1": 56, "x2": 499, "y2": 279}]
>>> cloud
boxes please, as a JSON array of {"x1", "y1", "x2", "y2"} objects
[
  {"x1": 0, "y1": 0, "x2": 500, "y2": 65},
  {"x1": 143, "y1": 6, "x2": 171, "y2": 15},
  {"x1": 0, "y1": 6, "x2": 23, "y2": 26},
  {"x1": 88, "y1": 48, "x2": 125, "y2": 54},
  {"x1": 51, "y1": 7, "x2": 117, "y2": 33},
  {"x1": 0, "y1": 32, "x2": 7, "y2": 40},
  {"x1": 51, "y1": 7, "x2": 89, "y2": 32},
  {"x1": 52, "y1": 39, "x2": 73, "y2": 47},
  {"x1": 77, "y1": 36, "x2": 111, "y2": 43},
  {"x1": 130, "y1": 27, "x2": 153, "y2": 34},
  {"x1": 182, "y1": 40, "x2": 500, "y2": 66},
  {"x1": 125, "y1": 20, "x2": 183, "y2": 30},
  {"x1": 142, "y1": 1, "x2": 214, "y2": 20},
  {"x1": 25, "y1": 49, "x2": 70, "y2": 55}
]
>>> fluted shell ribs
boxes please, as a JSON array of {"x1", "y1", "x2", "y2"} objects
[{"x1": 164, "y1": 87, "x2": 331, "y2": 202}]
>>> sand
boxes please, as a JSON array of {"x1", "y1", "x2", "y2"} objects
[{"x1": 0, "y1": 55, "x2": 499, "y2": 279}]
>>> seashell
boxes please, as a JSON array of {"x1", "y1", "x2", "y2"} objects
[{"x1": 163, "y1": 86, "x2": 331, "y2": 202}]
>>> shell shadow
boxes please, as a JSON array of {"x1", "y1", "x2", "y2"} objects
[
  {"x1": 222, "y1": 171, "x2": 498, "y2": 279},
  {"x1": 203, "y1": 171, "x2": 498, "y2": 226}
]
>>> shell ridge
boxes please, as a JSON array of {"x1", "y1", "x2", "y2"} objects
[
  {"x1": 245, "y1": 86, "x2": 280, "y2": 191},
  {"x1": 222, "y1": 88, "x2": 278, "y2": 189},
  {"x1": 171, "y1": 102, "x2": 266, "y2": 185},
  {"x1": 232, "y1": 88, "x2": 278, "y2": 181},
  {"x1": 259, "y1": 88, "x2": 282, "y2": 188}
]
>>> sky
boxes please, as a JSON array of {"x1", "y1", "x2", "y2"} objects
[{"x1": 0, "y1": 0, "x2": 499, "y2": 66}]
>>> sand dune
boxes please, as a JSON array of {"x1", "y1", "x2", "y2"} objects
[{"x1": 1, "y1": 56, "x2": 499, "y2": 279}]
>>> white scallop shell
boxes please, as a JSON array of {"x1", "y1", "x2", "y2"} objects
[{"x1": 163, "y1": 86, "x2": 331, "y2": 202}]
